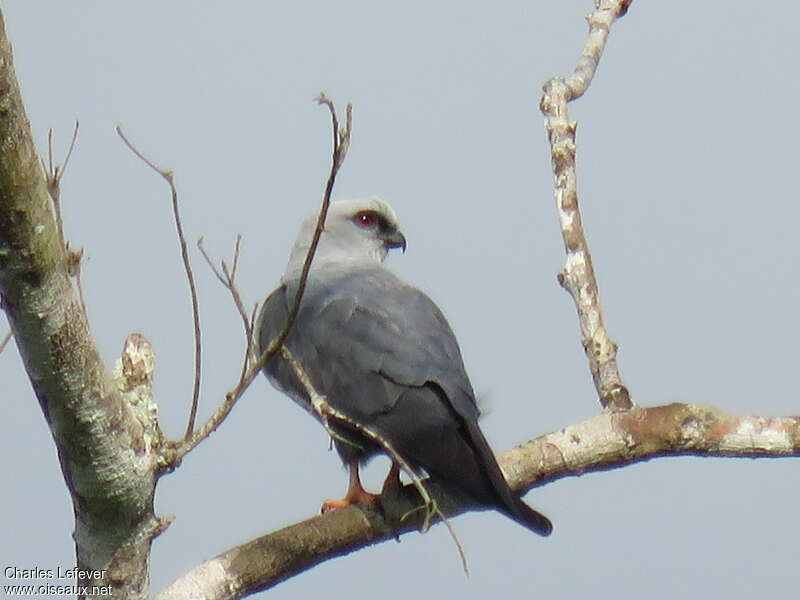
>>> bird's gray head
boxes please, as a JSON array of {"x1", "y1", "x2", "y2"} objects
[{"x1": 283, "y1": 197, "x2": 406, "y2": 280}]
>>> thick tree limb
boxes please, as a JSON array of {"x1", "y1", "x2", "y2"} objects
[
  {"x1": 156, "y1": 402, "x2": 800, "y2": 600},
  {"x1": 0, "y1": 11, "x2": 164, "y2": 599},
  {"x1": 540, "y1": 0, "x2": 633, "y2": 410}
]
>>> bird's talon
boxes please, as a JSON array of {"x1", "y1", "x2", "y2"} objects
[
  {"x1": 320, "y1": 461, "x2": 380, "y2": 514},
  {"x1": 321, "y1": 492, "x2": 379, "y2": 514},
  {"x1": 321, "y1": 498, "x2": 350, "y2": 513}
]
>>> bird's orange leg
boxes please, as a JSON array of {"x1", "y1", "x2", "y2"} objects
[{"x1": 322, "y1": 461, "x2": 379, "y2": 513}]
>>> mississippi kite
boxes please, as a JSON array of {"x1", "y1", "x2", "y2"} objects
[{"x1": 258, "y1": 197, "x2": 552, "y2": 536}]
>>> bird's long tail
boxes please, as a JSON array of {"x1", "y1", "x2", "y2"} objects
[
  {"x1": 502, "y1": 493, "x2": 553, "y2": 536},
  {"x1": 464, "y1": 420, "x2": 553, "y2": 536}
]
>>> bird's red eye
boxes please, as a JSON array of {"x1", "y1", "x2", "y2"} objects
[{"x1": 355, "y1": 212, "x2": 376, "y2": 228}]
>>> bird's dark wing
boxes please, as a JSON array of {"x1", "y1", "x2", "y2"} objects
[{"x1": 258, "y1": 267, "x2": 551, "y2": 535}]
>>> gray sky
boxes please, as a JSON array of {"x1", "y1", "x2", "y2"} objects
[{"x1": 2, "y1": 2, "x2": 798, "y2": 598}]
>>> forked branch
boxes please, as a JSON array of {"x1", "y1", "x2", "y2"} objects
[
  {"x1": 167, "y1": 94, "x2": 353, "y2": 465},
  {"x1": 116, "y1": 125, "x2": 204, "y2": 440},
  {"x1": 539, "y1": 0, "x2": 633, "y2": 410},
  {"x1": 198, "y1": 235, "x2": 259, "y2": 379}
]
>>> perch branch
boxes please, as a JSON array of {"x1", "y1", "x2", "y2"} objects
[
  {"x1": 156, "y1": 401, "x2": 800, "y2": 600},
  {"x1": 539, "y1": 0, "x2": 633, "y2": 410},
  {"x1": 116, "y1": 125, "x2": 204, "y2": 439},
  {"x1": 167, "y1": 94, "x2": 352, "y2": 465}
]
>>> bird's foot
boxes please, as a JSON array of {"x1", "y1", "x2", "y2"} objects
[
  {"x1": 321, "y1": 460, "x2": 380, "y2": 513},
  {"x1": 321, "y1": 487, "x2": 380, "y2": 513}
]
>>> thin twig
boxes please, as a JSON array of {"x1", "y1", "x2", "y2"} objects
[
  {"x1": 197, "y1": 235, "x2": 258, "y2": 369},
  {"x1": 170, "y1": 94, "x2": 352, "y2": 464},
  {"x1": 280, "y1": 347, "x2": 432, "y2": 507},
  {"x1": 279, "y1": 348, "x2": 447, "y2": 533},
  {"x1": 42, "y1": 120, "x2": 79, "y2": 210},
  {"x1": 116, "y1": 125, "x2": 203, "y2": 439},
  {"x1": 43, "y1": 121, "x2": 80, "y2": 245},
  {"x1": 230, "y1": 233, "x2": 241, "y2": 281},
  {"x1": 0, "y1": 329, "x2": 12, "y2": 355},
  {"x1": 41, "y1": 122, "x2": 86, "y2": 312},
  {"x1": 197, "y1": 237, "x2": 252, "y2": 341},
  {"x1": 60, "y1": 122, "x2": 79, "y2": 189},
  {"x1": 196, "y1": 236, "x2": 228, "y2": 286},
  {"x1": 223, "y1": 263, "x2": 250, "y2": 341},
  {"x1": 539, "y1": 0, "x2": 633, "y2": 411},
  {"x1": 281, "y1": 93, "x2": 351, "y2": 342},
  {"x1": 245, "y1": 303, "x2": 259, "y2": 377},
  {"x1": 47, "y1": 128, "x2": 53, "y2": 185},
  {"x1": 280, "y1": 344, "x2": 469, "y2": 573}
]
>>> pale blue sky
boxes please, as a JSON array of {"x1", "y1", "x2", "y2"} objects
[{"x1": 2, "y1": 2, "x2": 798, "y2": 598}]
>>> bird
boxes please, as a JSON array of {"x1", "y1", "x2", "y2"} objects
[{"x1": 257, "y1": 197, "x2": 552, "y2": 536}]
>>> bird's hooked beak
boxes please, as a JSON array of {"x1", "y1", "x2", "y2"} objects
[{"x1": 384, "y1": 229, "x2": 407, "y2": 253}]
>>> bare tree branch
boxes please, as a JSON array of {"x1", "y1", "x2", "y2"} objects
[
  {"x1": 0, "y1": 13, "x2": 163, "y2": 597},
  {"x1": 540, "y1": 0, "x2": 633, "y2": 411},
  {"x1": 167, "y1": 94, "x2": 353, "y2": 466},
  {"x1": 0, "y1": 328, "x2": 12, "y2": 354},
  {"x1": 279, "y1": 93, "x2": 352, "y2": 347},
  {"x1": 156, "y1": 401, "x2": 800, "y2": 599},
  {"x1": 42, "y1": 120, "x2": 79, "y2": 213},
  {"x1": 197, "y1": 235, "x2": 256, "y2": 364},
  {"x1": 42, "y1": 120, "x2": 79, "y2": 247},
  {"x1": 116, "y1": 126, "x2": 204, "y2": 440},
  {"x1": 41, "y1": 121, "x2": 87, "y2": 313},
  {"x1": 197, "y1": 235, "x2": 260, "y2": 388}
]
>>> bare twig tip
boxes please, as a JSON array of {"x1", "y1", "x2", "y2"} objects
[
  {"x1": 174, "y1": 93, "x2": 352, "y2": 462},
  {"x1": 117, "y1": 123, "x2": 203, "y2": 438},
  {"x1": 59, "y1": 121, "x2": 80, "y2": 184}
]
